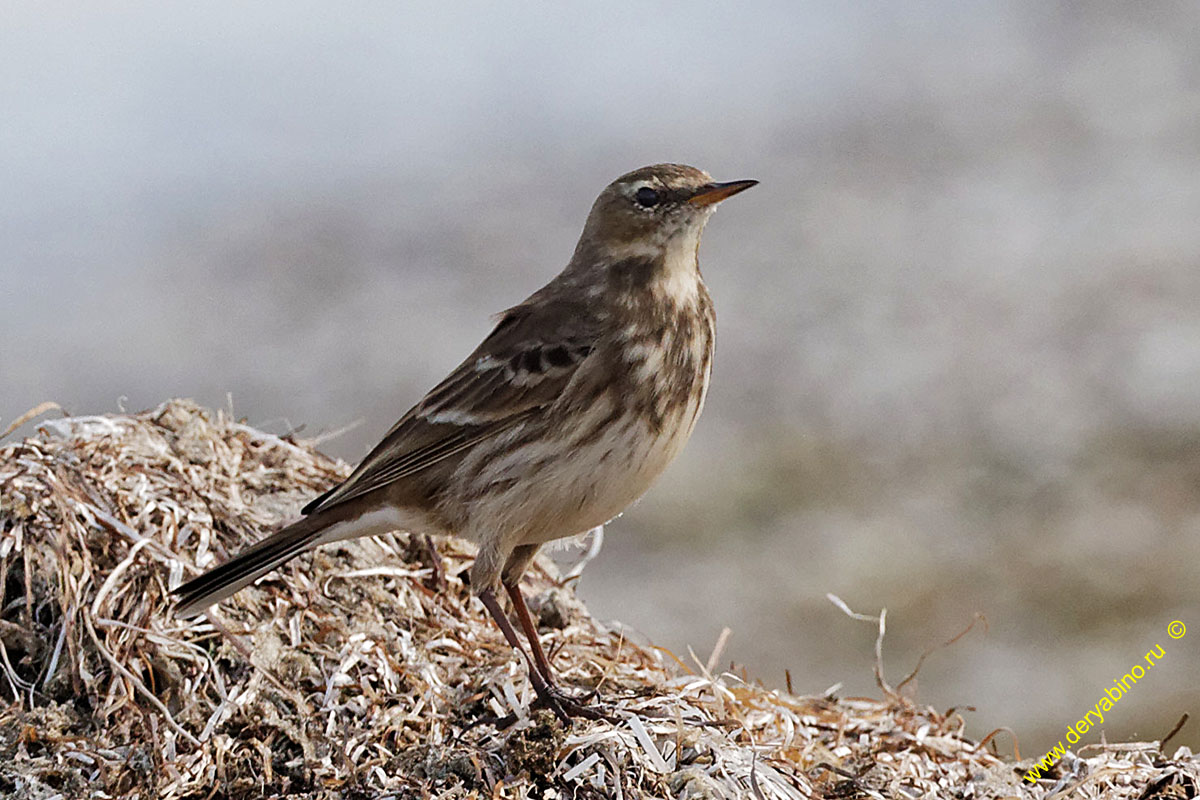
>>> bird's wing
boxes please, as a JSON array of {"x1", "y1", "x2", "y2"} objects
[{"x1": 302, "y1": 298, "x2": 599, "y2": 515}]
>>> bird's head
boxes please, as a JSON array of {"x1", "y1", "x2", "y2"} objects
[{"x1": 576, "y1": 164, "x2": 757, "y2": 263}]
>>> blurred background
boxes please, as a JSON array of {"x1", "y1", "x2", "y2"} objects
[{"x1": 3, "y1": 1, "x2": 1198, "y2": 754}]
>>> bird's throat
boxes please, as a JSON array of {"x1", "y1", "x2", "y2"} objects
[{"x1": 650, "y1": 226, "x2": 705, "y2": 310}]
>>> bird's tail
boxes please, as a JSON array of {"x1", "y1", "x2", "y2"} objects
[{"x1": 173, "y1": 514, "x2": 331, "y2": 618}]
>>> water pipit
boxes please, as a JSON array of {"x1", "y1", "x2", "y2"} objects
[{"x1": 174, "y1": 164, "x2": 757, "y2": 719}]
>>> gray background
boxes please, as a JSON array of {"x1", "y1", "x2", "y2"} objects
[{"x1": 4, "y1": 1, "x2": 1198, "y2": 753}]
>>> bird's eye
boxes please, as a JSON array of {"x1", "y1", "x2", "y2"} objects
[{"x1": 634, "y1": 187, "x2": 660, "y2": 208}]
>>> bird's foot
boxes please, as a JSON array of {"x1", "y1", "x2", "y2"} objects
[
  {"x1": 530, "y1": 682, "x2": 616, "y2": 723},
  {"x1": 472, "y1": 684, "x2": 616, "y2": 729}
]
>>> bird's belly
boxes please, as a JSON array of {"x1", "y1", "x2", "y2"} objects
[{"x1": 462, "y1": 392, "x2": 704, "y2": 547}]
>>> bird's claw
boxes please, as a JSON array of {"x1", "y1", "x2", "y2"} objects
[{"x1": 531, "y1": 684, "x2": 616, "y2": 723}]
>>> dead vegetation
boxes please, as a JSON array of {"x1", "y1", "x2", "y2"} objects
[{"x1": 0, "y1": 399, "x2": 1195, "y2": 798}]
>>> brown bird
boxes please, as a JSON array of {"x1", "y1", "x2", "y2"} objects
[{"x1": 174, "y1": 164, "x2": 756, "y2": 719}]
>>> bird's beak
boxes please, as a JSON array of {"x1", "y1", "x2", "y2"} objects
[{"x1": 688, "y1": 179, "x2": 759, "y2": 206}]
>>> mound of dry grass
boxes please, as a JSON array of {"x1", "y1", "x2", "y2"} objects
[{"x1": 0, "y1": 399, "x2": 1195, "y2": 799}]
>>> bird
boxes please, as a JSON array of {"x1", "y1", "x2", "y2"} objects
[{"x1": 173, "y1": 163, "x2": 756, "y2": 719}]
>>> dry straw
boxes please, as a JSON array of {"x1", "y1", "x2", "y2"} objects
[{"x1": 0, "y1": 399, "x2": 1195, "y2": 798}]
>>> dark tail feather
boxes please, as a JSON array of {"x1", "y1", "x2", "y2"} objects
[
  {"x1": 173, "y1": 515, "x2": 330, "y2": 617},
  {"x1": 300, "y1": 485, "x2": 337, "y2": 515}
]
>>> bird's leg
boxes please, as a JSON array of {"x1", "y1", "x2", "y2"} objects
[
  {"x1": 504, "y1": 582, "x2": 612, "y2": 720},
  {"x1": 478, "y1": 588, "x2": 568, "y2": 721},
  {"x1": 504, "y1": 581, "x2": 557, "y2": 687},
  {"x1": 478, "y1": 587, "x2": 609, "y2": 722},
  {"x1": 422, "y1": 534, "x2": 445, "y2": 592}
]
